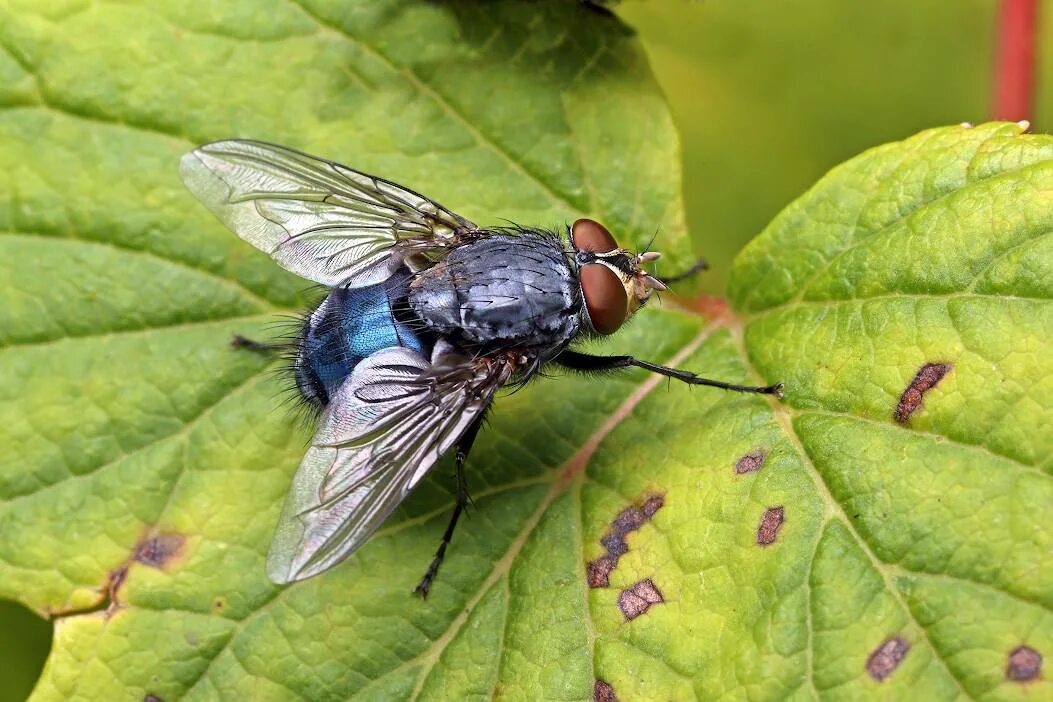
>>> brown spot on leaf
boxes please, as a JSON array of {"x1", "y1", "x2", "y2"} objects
[
  {"x1": 48, "y1": 530, "x2": 187, "y2": 619},
  {"x1": 735, "y1": 449, "x2": 767, "y2": 474},
  {"x1": 134, "y1": 534, "x2": 185, "y2": 568},
  {"x1": 641, "y1": 494, "x2": 664, "y2": 517},
  {"x1": 586, "y1": 493, "x2": 664, "y2": 588},
  {"x1": 756, "y1": 506, "x2": 785, "y2": 546},
  {"x1": 587, "y1": 555, "x2": 616, "y2": 589},
  {"x1": 618, "y1": 578, "x2": 664, "y2": 620},
  {"x1": 144, "y1": 695, "x2": 164, "y2": 702},
  {"x1": 867, "y1": 636, "x2": 910, "y2": 681},
  {"x1": 894, "y1": 363, "x2": 951, "y2": 423},
  {"x1": 594, "y1": 680, "x2": 618, "y2": 702},
  {"x1": 103, "y1": 566, "x2": 129, "y2": 618},
  {"x1": 1006, "y1": 645, "x2": 1042, "y2": 682}
]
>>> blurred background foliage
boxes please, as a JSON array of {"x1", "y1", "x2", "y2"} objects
[
  {"x1": 1, "y1": 0, "x2": 1044, "y2": 698},
  {"x1": 620, "y1": 0, "x2": 1006, "y2": 293}
]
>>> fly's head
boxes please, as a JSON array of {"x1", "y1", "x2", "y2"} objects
[{"x1": 570, "y1": 218, "x2": 667, "y2": 336}]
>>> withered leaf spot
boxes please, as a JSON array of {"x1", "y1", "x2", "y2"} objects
[
  {"x1": 735, "y1": 449, "x2": 767, "y2": 474},
  {"x1": 594, "y1": 680, "x2": 618, "y2": 702},
  {"x1": 586, "y1": 493, "x2": 664, "y2": 589},
  {"x1": 103, "y1": 566, "x2": 129, "y2": 618},
  {"x1": 144, "y1": 695, "x2": 164, "y2": 702},
  {"x1": 618, "y1": 578, "x2": 664, "y2": 621},
  {"x1": 641, "y1": 495, "x2": 663, "y2": 517},
  {"x1": 1006, "y1": 645, "x2": 1042, "y2": 682},
  {"x1": 756, "y1": 506, "x2": 785, "y2": 546},
  {"x1": 867, "y1": 636, "x2": 910, "y2": 681},
  {"x1": 587, "y1": 555, "x2": 616, "y2": 589},
  {"x1": 894, "y1": 363, "x2": 951, "y2": 423},
  {"x1": 134, "y1": 534, "x2": 186, "y2": 569}
]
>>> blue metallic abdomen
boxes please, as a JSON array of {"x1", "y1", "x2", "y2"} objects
[{"x1": 294, "y1": 275, "x2": 425, "y2": 408}]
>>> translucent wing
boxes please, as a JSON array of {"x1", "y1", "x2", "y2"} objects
[
  {"x1": 179, "y1": 140, "x2": 477, "y2": 287},
  {"x1": 267, "y1": 344, "x2": 513, "y2": 583}
]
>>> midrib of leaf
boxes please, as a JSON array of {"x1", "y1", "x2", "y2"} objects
[{"x1": 728, "y1": 324, "x2": 975, "y2": 700}]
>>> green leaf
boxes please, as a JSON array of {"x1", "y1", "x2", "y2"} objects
[
  {"x1": 0, "y1": 0, "x2": 689, "y2": 698},
  {"x1": 2, "y1": 0, "x2": 1050, "y2": 700},
  {"x1": 728, "y1": 121, "x2": 1053, "y2": 701}
]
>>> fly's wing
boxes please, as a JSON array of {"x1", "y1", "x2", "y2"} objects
[
  {"x1": 267, "y1": 344, "x2": 513, "y2": 583},
  {"x1": 179, "y1": 140, "x2": 477, "y2": 287}
]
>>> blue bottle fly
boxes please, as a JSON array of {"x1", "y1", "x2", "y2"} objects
[{"x1": 180, "y1": 140, "x2": 782, "y2": 596}]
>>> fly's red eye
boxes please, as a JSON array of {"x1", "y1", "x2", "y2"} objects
[
  {"x1": 580, "y1": 264, "x2": 627, "y2": 335},
  {"x1": 572, "y1": 218, "x2": 617, "y2": 253}
]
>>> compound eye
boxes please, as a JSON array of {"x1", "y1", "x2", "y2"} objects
[
  {"x1": 572, "y1": 218, "x2": 617, "y2": 253},
  {"x1": 580, "y1": 264, "x2": 628, "y2": 335}
]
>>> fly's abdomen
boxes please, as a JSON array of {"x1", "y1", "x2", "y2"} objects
[
  {"x1": 407, "y1": 233, "x2": 581, "y2": 348},
  {"x1": 295, "y1": 274, "x2": 425, "y2": 408}
]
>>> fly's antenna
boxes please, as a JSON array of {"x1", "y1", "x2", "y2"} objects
[{"x1": 642, "y1": 226, "x2": 660, "y2": 255}]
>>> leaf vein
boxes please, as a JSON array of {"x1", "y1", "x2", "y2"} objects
[
  {"x1": 729, "y1": 325, "x2": 976, "y2": 700},
  {"x1": 283, "y1": 0, "x2": 584, "y2": 214},
  {"x1": 2, "y1": 229, "x2": 284, "y2": 312}
]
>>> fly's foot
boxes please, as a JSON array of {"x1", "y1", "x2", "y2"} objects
[{"x1": 413, "y1": 544, "x2": 449, "y2": 599}]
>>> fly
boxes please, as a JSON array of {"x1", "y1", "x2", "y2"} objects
[{"x1": 179, "y1": 140, "x2": 783, "y2": 596}]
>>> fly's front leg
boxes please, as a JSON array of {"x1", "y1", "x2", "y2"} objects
[
  {"x1": 554, "y1": 350, "x2": 783, "y2": 397},
  {"x1": 230, "y1": 334, "x2": 283, "y2": 354},
  {"x1": 414, "y1": 414, "x2": 485, "y2": 598}
]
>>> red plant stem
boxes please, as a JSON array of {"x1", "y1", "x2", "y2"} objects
[{"x1": 992, "y1": 0, "x2": 1039, "y2": 121}]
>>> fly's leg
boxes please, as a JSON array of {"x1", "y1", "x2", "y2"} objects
[
  {"x1": 414, "y1": 415, "x2": 485, "y2": 598},
  {"x1": 230, "y1": 334, "x2": 283, "y2": 355},
  {"x1": 553, "y1": 350, "x2": 784, "y2": 397},
  {"x1": 657, "y1": 258, "x2": 709, "y2": 287}
]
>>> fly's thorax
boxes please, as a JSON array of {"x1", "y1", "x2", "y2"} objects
[
  {"x1": 571, "y1": 218, "x2": 666, "y2": 336},
  {"x1": 407, "y1": 232, "x2": 582, "y2": 350}
]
